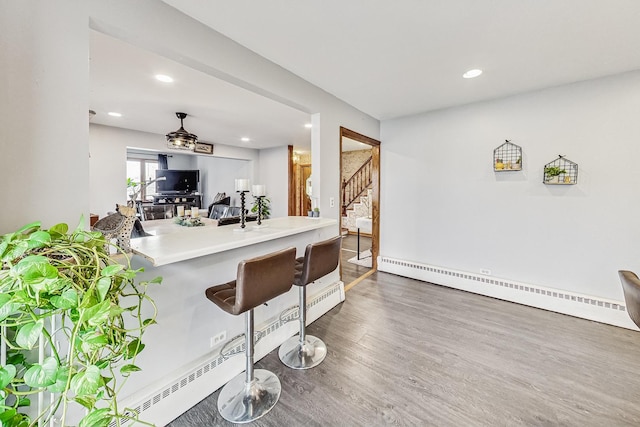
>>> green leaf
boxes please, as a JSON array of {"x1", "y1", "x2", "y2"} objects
[
  {"x1": 73, "y1": 395, "x2": 96, "y2": 410},
  {"x1": 119, "y1": 364, "x2": 141, "y2": 375},
  {"x1": 149, "y1": 276, "x2": 162, "y2": 284},
  {"x1": 24, "y1": 357, "x2": 58, "y2": 388},
  {"x1": 80, "y1": 300, "x2": 111, "y2": 327},
  {"x1": 26, "y1": 231, "x2": 51, "y2": 249},
  {"x1": 1, "y1": 411, "x2": 30, "y2": 427},
  {"x1": 108, "y1": 305, "x2": 125, "y2": 318},
  {"x1": 16, "y1": 320, "x2": 44, "y2": 349},
  {"x1": 142, "y1": 318, "x2": 157, "y2": 326},
  {"x1": 16, "y1": 222, "x2": 41, "y2": 235},
  {"x1": 50, "y1": 288, "x2": 78, "y2": 309},
  {"x1": 6, "y1": 353, "x2": 25, "y2": 367},
  {"x1": 94, "y1": 359, "x2": 110, "y2": 370},
  {"x1": 125, "y1": 339, "x2": 145, "y2": 359},
  {"x1": 71, "y1": 365, "x2": 103, "y2": 397},
  {"x1": 96, "y1": 277, "x2": 111, "y2": 302},
  {"x1": 0, "y1": 365, "x2": 16, "y2": 389},
  {"x1": 13, "y1": 255, "x2": 58, "y2": 281},
  {"x1": 79, "y1": 408, "x2": 112, "y2": 427},
  {"x1": 0, "y1": 408, "x2": 17, "y2": 423},
  {"x1": 47, "y1": 366, "x2": 70, "y2": 393},
  {"x1": 3, "y1": 240, "x2": 29, "y2": 263},
  {"x1": 100, "y1": 264, "x2": 124, "y2": 277},
  {"x1": 17, "y1": 398, "x2": 30, "y2": 408},
  {"x1": 0, "y1": 294, "x2": 20, "y2": 322},
  {"x1": 49, "y1": 223, "x2": 69, "y2": 236},
  {"x1": 78, "y1": 330, "x2": 108, "y2": 353}
]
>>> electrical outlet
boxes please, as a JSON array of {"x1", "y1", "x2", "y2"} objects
[
  {"x1": 329, "y1": 197, "x2": 335, "y2": 208},
  {"x1": 480, "y1": 269, "x2": 491, "y2": 275},
  {"x1": 210, "y1": 331, "x2": 227, "y2": 348}
]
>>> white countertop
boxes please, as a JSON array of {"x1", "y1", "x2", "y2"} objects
[{"x1": 130, "y1": 216, "x2": 337, "y2": 266}]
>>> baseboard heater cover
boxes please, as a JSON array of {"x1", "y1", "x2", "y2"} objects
[
  {"x1": 377, "y1": 256, "x2": 636, "y2": 330},
  {"x1": 109, "y1": 281, "x2": 343, "y2": 427}
]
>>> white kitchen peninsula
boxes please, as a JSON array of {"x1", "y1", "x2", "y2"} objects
[{"x1": 121, "y1": 216, "x2": 343, "y2": 425}]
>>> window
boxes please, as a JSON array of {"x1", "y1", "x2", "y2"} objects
[{"x1": 127, "y1": 158, "x2": 159, "y2": 201}]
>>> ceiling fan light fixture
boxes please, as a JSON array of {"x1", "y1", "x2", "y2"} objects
[{"x1": 166, "y1": 112, "x2": 198, "y2": 150}]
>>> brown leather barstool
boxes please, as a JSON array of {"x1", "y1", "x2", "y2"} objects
[
  {"x1": 205, "y1": 247, "x2": 296, "y2": 423},
  {"x1": 278, "y1": 235, "x2": 342, "y2": 369},
  {"x1": 618, "y1": 270, "x2": 640, "y2": 329}
]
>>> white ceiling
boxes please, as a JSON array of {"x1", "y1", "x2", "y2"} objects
[
  {"x1": 89, "y1": 31, "x2": 312, "y2": 151},
  {"x1": 92, "y1": 1, "x2": 640, "y2": 153},
  {"x1": 163, "y1": 0, "x2": 640, "y2": 120}
]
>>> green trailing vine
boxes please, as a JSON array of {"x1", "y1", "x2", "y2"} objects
[{"x1": 0, "y1": 220, "x2": 161, "y2": 427}]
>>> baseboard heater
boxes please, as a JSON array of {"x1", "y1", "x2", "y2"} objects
[{"x1": 378, "y1": 256, "x2": 636, "y2": 330}]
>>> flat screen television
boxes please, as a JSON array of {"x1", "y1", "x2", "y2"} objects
[{"x1": 155, "y1": 169, "x2": 199, "y2": 194}]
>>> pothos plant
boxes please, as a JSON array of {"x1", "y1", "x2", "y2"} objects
[{"x1": 0, "y1": 220, "x2": 161, "y2": 427}]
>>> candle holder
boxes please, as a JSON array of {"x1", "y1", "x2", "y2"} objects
[
  {"x1": 234, "y1": 190, "x2": 249, "y2": 231},
  {"x1": 257, "y1": 196, "x2": 263, "y2": 225},
  {"x1": 253, "y1": 195, "x2": 268, "y2": 229},
  {"x1": 251, "y1": 184, "x2": 268, "y2": 229}
]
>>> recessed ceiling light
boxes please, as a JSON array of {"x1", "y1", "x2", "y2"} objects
[
  {"x1": 304, "y1": 123, "x2": 312, "y2": 129},
  {"x1": 155, "y1": 74, "x2": 174, "y2": 83},
  {"x1": 107, "y1": 112, "x2": 122, "y2": 117},
  {"x1": 241, "y1": 137, "x2": 250, "y2": 142},
  {"x1": 463, "y1": 69, "x2": 483, "y2": 79}
]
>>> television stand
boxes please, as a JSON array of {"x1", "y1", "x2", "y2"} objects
[{"x1": 152, "y1": 194, "x2": 201, "y2": 209}]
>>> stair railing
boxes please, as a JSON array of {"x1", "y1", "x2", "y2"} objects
[{"x1": 342, "y1": 156, "x2": 372, "y2": 216}]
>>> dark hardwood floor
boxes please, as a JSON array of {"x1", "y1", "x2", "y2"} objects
[
  {"x1": 340, "y1": 233, "x2": 372, "y2": 285},
  {"x1": 169, "y1": 271, "x2": 640, "y2": 427}
]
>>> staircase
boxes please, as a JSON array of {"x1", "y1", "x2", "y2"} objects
[
  {"x1": 342, "y1": 156, "x2": 372, "y2": 214},
  {"x1": 342, "y1": 188, "x2": 372, "y2": 232}
]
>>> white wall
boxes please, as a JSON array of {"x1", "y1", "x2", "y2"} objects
[
  {"x1": 88, "y1": 0, "x2": 379, "y2": 230},
  {"x1": 90, "y1": 124, "x2": 258, "y2": 217},
  {"x1": 196, "y1": 156, "x2": 252, "y2": 208},
  {"x1": 0, "y1": 2, "x2": 89, "y2": 233},
  {"x1": 257, "y1": 146, "x2": 290, "y2": 218},
  {"x1": 380, "y1": 71, "x2": 640, "y2": 302}
]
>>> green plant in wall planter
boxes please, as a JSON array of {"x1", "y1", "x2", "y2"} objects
[
  {"x1": 544, "y1": 166, "x2": 566, "y2": 183},
  {"x1": 0, "y1": 220, "x2": 161, "y2": 427}
]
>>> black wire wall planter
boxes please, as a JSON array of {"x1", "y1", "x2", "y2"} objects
[
  {"x1": 493, "y1": 140, "x2": 522, "y2": 171},
  {"x1": 543, "y1": 155, "x2": 578, "y2": 185}
]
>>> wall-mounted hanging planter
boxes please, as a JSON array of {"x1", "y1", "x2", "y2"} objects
[
  {"x1": 493, "y1": 140, "x2": 522, "y2": 171},
  {"x1": 543, "y1": 155, "x2": 578, "y2": 185}
]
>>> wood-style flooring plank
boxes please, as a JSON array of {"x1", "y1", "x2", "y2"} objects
[{"x1": 168, "y1": 272, "x2": 640, "y2": 427}]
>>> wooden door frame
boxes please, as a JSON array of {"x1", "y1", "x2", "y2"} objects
[
  {"x1": 340, "y1": 126, "x2": 380, "y2": 271},
  {"x1": 288, "y1": 145, "x2": 295, "y2": 215}
]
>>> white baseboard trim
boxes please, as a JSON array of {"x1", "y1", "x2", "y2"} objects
[
  {"x1": 111, "y1": 281, "x2": 344, "y2": 427},
  {"x1": 377, "y1": 256, "x2": 638, "y2": 331}
]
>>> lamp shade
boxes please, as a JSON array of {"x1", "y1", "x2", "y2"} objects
[{"x1": 166, "y1": 112, "x2": 197, "y2": 150}]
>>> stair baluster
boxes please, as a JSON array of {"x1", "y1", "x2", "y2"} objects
[{"x1": 342, "y1": 156, "x2": 372, "y2": 216}]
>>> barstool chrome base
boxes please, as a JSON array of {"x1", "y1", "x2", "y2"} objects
[
  {"x1": 217, "y1": 369, "x2": 281, "y2": 424},
  {"x1": 278, "y1": 335, "x2": 327, "y2": 369}
]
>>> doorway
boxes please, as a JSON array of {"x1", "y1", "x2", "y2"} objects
[
  {"x1": 289, "y1": 148, "x2": 313, "y2": 216},
  {"x1": 339, "y1": 127, "x2": 380, "y2": 288}
]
